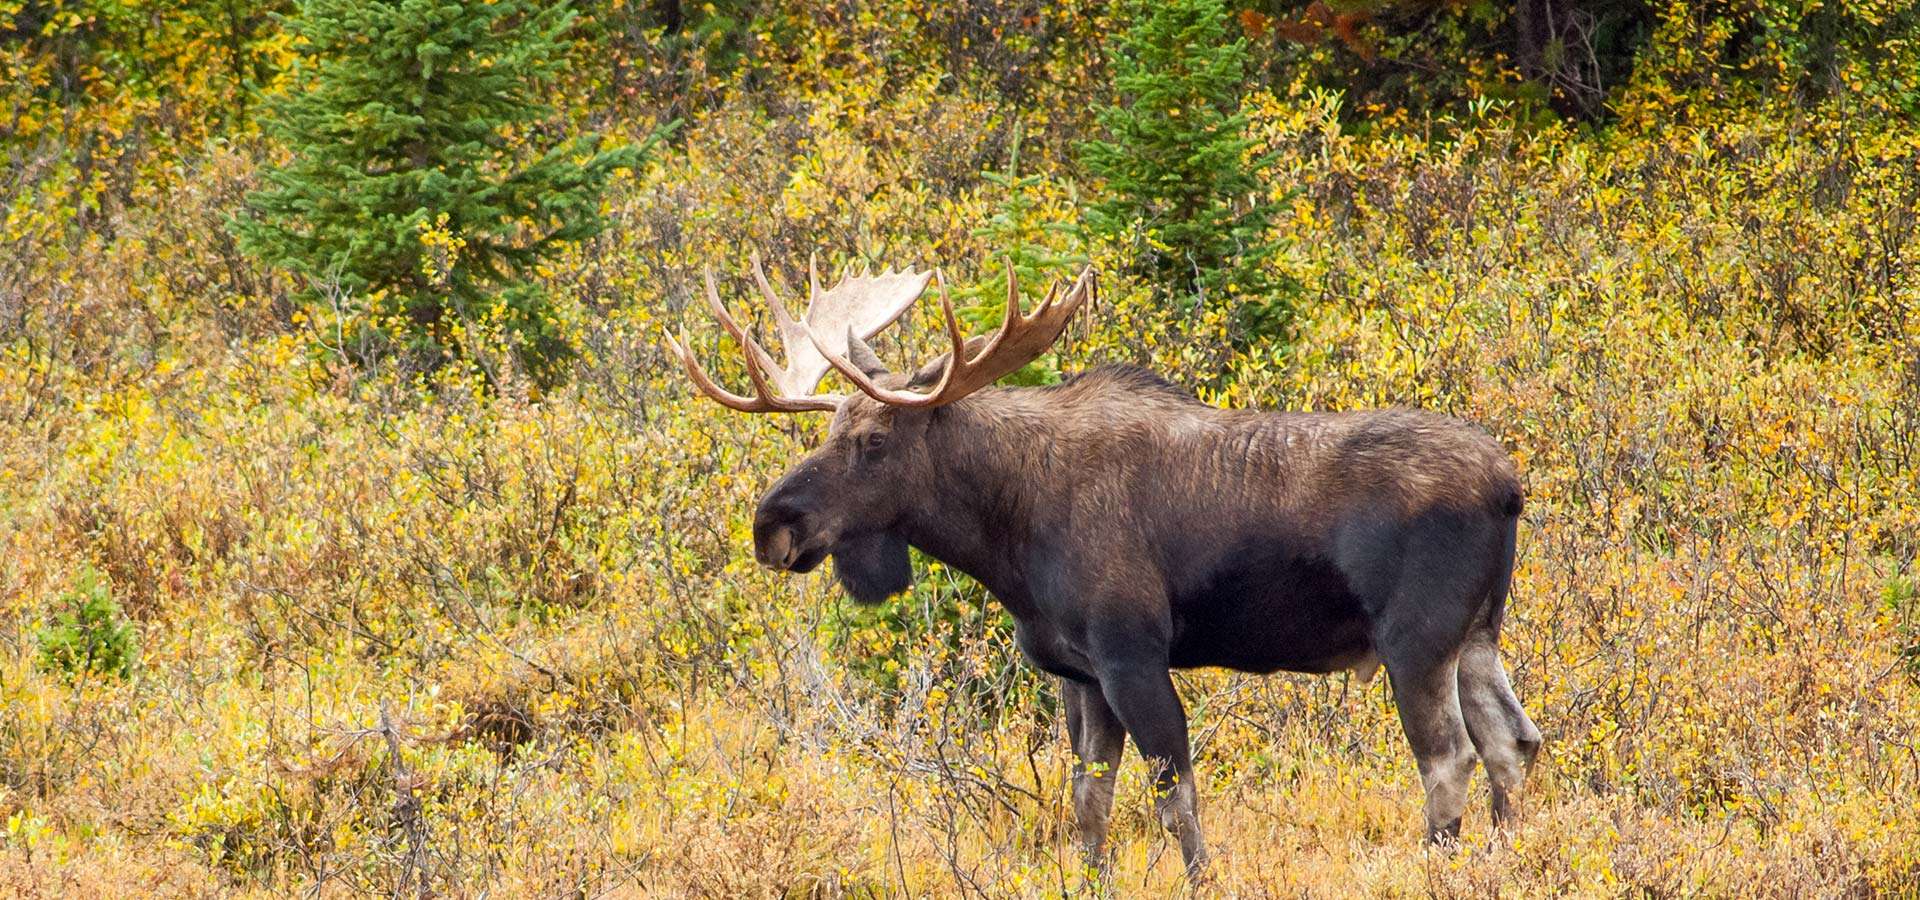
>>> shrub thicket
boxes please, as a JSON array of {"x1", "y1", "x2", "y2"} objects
[
  {"x1": 1245, "y1": 0, "x2": 1920, "y2": 124},
  {"x1": 4, "y1": 0, "x2": 1920, "y2": 895}
]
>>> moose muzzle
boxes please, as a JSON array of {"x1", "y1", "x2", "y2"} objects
[{"x1": 752, "y1": 497, "x2": 831, "y2": 572}]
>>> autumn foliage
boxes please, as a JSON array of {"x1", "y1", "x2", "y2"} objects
[{"x1": 2, "y1": 0, "x2": 1918, "y2": 896}]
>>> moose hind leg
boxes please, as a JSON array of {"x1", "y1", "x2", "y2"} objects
[
  {"x1": 1457, "y1": 630, "x2": 1543, "y2": 827},
  {"x1": 1365, "y1": 509, "x2": 1505, "y2": 843},
  {"x1": 1063, "y1": 678, "x2": 1126, "y2": 866},
  {"x1": 1382, "y1": 646, "x2": 1476, "y2": 845}
]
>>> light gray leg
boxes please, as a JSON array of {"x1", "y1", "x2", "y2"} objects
[{"x1": 1457, "y1": 630, "x2": 1543, "y2": 827}]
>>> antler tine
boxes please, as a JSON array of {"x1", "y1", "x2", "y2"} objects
[
  {"x1": 1002, "y1": 258, "x2": 1023, "y2": 324},
  {"x1": 808, "y1": 252, "x2": 823, "y2": 308},
  {"x1": 810, "y1": 264, "x2": 1097, "y2": 409},
  {"x1": 701, "y1": 267, "x2": 790, "y2": 403},
  {"x1": 662, "y1": 264, "x2": 844, "y2": 414},
  {"x1": 935, "y1": 269, "x2": 968, "y2": 363},
  {"x1": 1033, "y1": 279, "x2": 1062, "y2": 316},
  {"x1": 749, "y1": 252, "x2": 799, "y2": 334}
]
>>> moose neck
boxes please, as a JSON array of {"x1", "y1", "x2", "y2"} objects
[{"x1": 892, "y1": 390, "x2": 1054, "y2": 615}]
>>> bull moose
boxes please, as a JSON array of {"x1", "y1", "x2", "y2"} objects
[{"x1": 665, "y1": 256, "x2": 1543, "y2": 873}]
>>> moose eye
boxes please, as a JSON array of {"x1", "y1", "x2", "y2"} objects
[{"x1": 859, "y1": 432, "x2": 888, "y2": 458}]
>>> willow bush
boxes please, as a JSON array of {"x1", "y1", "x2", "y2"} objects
[{"x1": 2, "y1": 0, "x2": 1918, "y2": 894}]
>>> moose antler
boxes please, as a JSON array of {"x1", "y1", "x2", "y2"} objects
[
  {"x1": 811, "y1": 262, "x2": 1095, "y2": 408},
  {"x1": 664, "y1": 252, "x2": 933, "y2": 413}
]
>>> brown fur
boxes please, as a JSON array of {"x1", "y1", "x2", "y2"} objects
[
  {"x1": 940, "y1": 366, "x2": 1521, "y2": 525},
  {"x1": 749, "y1": 361, "x2": 1539, "y2": 873}
]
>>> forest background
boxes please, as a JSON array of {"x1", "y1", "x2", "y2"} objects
[{"x1": 3, "y1": 0, "x2": 1919, "y2": 894}]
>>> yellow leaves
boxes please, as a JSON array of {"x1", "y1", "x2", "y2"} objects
[
  {"x1": 417, "y1": 211, "x2": 467, "y2": 287},
  {"x1": 4, "y1": 809, "x2": 54, "y2": 852},
  {"x1": 2, "y1": 11, "x2": 1919, "y2": 895}
]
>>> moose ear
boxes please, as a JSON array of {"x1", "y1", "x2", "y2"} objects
[
  {"x1": 845, "y1": 330, "x2": 891, "y2": 379},
  {"x1": 908, "y1": 335, "x2": 989, "y2": 388}
]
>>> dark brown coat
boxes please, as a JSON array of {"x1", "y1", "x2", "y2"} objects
[{"x1": 751, "y1": 363, "x2": 1542, "y2": 870}]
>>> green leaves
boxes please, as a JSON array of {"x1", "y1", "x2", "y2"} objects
[
  {"x1": 955, "y1": 125, "x2": 1088, "y2": 385},
  {"x1": 35, "y1": 566, "x2": 137, "y2": 682}
]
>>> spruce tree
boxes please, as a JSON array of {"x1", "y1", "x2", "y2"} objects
[
  {"x1": 234, "y1": 0, "x2": 656, "y2": 383},
  {"x1": 1080, "y1": 0, "x2": 1288, "y2": 345}
]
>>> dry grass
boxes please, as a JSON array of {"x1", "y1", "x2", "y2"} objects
[{"x1": 2, "y1": 37, "x2": 1919, "y2": 899}]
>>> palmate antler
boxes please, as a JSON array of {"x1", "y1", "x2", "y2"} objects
[
  {"x1": 663, "y1": 253, "x2": 933, "y2": 412},
  {"x1": 668, "y1": 253, "x2": 1095, "y2": 412},
  {"x1": 813, "y1": 262, "x2": 1096, "y2": 408}
]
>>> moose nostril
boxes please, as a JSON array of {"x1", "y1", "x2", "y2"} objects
[{"x1": 758, "y1": 526, "x2": 795, "y2": 570}]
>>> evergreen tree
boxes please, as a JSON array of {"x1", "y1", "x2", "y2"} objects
[
  {"x1": 955, "y1": 124, "x2": 1088, "y2": 386},
  {"x1": 234, "y1": 0, "x2": 661, "y2": 383},
  {"x1": 1080, "y1": 0, "x2": 1288, "y2": 346}
]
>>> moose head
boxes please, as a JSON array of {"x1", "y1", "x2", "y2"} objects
[{"x1": 664, "y1": 255, "x2": 1094, "y2": 606}]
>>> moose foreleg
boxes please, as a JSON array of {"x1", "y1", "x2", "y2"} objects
[
  {"x1": 1063, "y1": 679, "x2": 1126, "y2": 868},
  {"x1": 1095, "y1": 664, "x2": 1209, "y2": 875}
]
